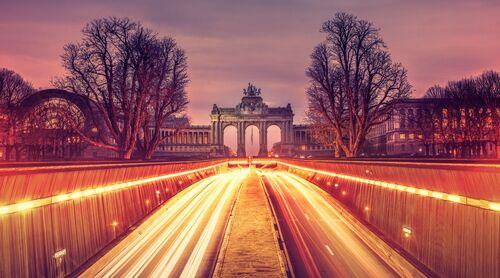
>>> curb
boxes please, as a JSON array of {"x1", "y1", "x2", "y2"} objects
[
  {"x1": 211, "y1": 176, "x2": 244, "y2": 277},
  {"x1": 259, "y1": 172, "x2": 295, "y2": 278}
]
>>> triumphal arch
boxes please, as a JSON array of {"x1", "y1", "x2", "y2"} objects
[{"x1": 210, "y1": 83, "x2": 294, "y2": 156}]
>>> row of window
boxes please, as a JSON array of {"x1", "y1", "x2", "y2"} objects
[
  {"x1": 158, "y1": 145, "x2": 210, "y2": 152},
  {"x1": 388, "y1": 132, "x2": 423, "y2": 141}
]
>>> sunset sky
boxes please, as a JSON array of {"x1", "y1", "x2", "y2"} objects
[{"x1": 1, "y1": 0, "x2": 499, "y2": 153}]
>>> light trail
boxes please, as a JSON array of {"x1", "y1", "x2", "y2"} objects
[
  {"x1": 86, "y1": 169, "x2": 247, "y2": 278},
  {"x1": 261, "y1": 170, "x2": 399, "y2": 277},
  {"x1": 179, "y1": 173, "x2": 240, "y2": 277},
  {"x1": 0, "y1": 162, "x2": 225, "y2": 215}
]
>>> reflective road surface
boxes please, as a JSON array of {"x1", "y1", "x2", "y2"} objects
[
  {"x1": 261, "y1": 171, "x2": 397, "y2": 278},
  {"x1": 87, "y1": 170, "x2": 247, "y2": 278}
]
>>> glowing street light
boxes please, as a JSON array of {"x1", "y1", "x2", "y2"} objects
[{"x1": 403, "y1": 226, "x2": 412, "y2": 238}]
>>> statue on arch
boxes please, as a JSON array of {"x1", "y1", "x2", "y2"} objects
[{"x1": 243, "y1": 82, "x2": 261, "y2": 97}]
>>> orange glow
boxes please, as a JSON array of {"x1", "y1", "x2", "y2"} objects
[
  {"x1": 489, "y1": 202, "x2": 500, "y2": 212},
  {"x1": 447, "y1": 195, "x2": 463, "y2": 203},
  {"x1": 432, "y1": 192, "x2": 444, "y2": 199},
  {"x1": 146, "y1": 200, "x2": 150, "y2": 204},
  {"x1": 112, "y1": 221, "x2": 118, "y2": 227},
  {"x1": 156, "y1": 190, "x2": 161, "y2": 195},
  {"x1": 418, "y1": 189, "x2": 429, "y2": 196},
  {"x1": 334, "y1": 183, "x2": 339, "y2": 188},
  {"x1": 16, "y1": 201, "x2": 34, "y2": 211},
  {"x1": 403, "y1": 226, "x2": 412, "y2": 238},
  {"x1": 342, "y1": 191, "x2": 347, "y2": 196},
  {"x1": 277, "y1": 161, "x2": 496, "y2": 212},
  {"x1": 364, "y1": 206, "x2": 370, "y2": 211},
  {"x1": 327, "y1": 182, "x2": 331, "y2": 186}
]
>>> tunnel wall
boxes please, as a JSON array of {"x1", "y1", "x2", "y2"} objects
[
  {"x1": 278, "y1": 159, "x2": 500, "y2": 278},
  {"x1": 0, "y1": 160, "x2": 228, "y2": 277}
]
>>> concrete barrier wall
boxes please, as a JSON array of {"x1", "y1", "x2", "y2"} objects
[
  {"x1": 0, "y1": 160, "x2": 228, "y2": 277},
  {"x1": 278, "y1": 159, "x2": 500, "y2": 278}
]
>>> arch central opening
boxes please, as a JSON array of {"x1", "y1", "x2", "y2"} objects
[
  {"x1": 267, "y1": 125, "x2": 281, "y2": 157},
  {"x1": 245, "y1": 125, "x2": 260, "y2": 157},
  {"x1": 223, "y1": 125, "x2": 237, "y2": 156}
]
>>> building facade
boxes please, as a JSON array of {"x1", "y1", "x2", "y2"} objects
[{"x1": 365, "y1": 98, "x2": 499, "y2": 158}]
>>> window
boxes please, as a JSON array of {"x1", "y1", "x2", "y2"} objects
[
  {"x1": 409, "y1": 133, "x2": 415, "y2": 140},
  {"x1": 399, "y1": 133, "x2": 406, "y2": 140}
]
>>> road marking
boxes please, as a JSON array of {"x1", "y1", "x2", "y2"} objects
[
  {"x1": 325, "y1": 245, "x2": 334, "y2": 256},
  {"x1": 304, "y1": 213, "x2": 310, "y2": 220}
]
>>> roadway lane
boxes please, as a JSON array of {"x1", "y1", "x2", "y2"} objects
[
  {"x1": 261, "y1": 170, "x2": 397, "y2": 278},
  {"x1": 85, "y1": 169, "x2": 247, "y2": 278}
]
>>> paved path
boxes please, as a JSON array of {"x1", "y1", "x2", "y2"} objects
[{"x1": 217, "y1": 168, "x2": 286, "y2": 278}]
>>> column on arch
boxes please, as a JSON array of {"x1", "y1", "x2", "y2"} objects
[
  {"x1": 237, "y1": 121, "x2": 245, "y2": 157},
  {"x1": 259, "y1": 121, "x2": 268, "y2": 156},
  {"x1": 280, "y1": 121, "x2": 287, "y2": 144}
]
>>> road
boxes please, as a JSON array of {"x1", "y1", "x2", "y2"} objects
[
  {"x1": 85, "y1": 169, "x2": 247, "y2": 278},
  {"x1": 261, "y1": 170, "x2": 397, "y2": 277}
]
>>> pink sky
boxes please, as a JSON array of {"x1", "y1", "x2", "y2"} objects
[{"x1": 1, "y1": 0, "x2": 499, "y2": 153}]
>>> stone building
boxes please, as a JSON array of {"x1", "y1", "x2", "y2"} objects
[{"x1": 365, "y1": 98, "x2": 498, "y2": 158}]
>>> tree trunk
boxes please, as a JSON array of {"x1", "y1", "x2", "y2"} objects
[
  {"x1": 120, "y1": 148, "x2": 134, "y2": 160},
  {"x1": 144, "y1": 148, "x2": 155, "y2": 160},
  {"x1": 334, "y1": 140, "x2": 340, "y2": 158}
]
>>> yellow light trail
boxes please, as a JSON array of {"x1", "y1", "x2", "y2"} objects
[
  {"x1": 263, "y1": 171, "x2": 397, "y2": 277},
  {"x1": 97, "y1": 176, "x2": 220, "y2": 278},
  {"x1": 0, "y1": 163, "x2": 226, "y2": 216},
  {"x1": 91, "y1": 169, "x2": 247, "y2": 277}
]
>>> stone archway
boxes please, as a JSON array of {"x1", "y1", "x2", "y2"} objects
[
  {"x1": 210, "y1": 83, "x2": 294, "y2": 157},
  {"x1": 17, "y1": 89, "x2": 106, "y2": 160},
  {"x1": 18, "y1": 89, "x2": 102, "y2": 133}
]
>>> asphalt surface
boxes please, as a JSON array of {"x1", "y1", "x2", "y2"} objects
[
  {"x1": 85, "y1": 170, "x2": 246, "y2": 278},
  {"x1": 261, "y1": 170, "x2": 398, "y2": 278}
]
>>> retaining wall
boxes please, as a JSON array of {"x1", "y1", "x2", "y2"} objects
[
  {"x1": 278, "y1": 159, "x2": 500, "y2": 278},
  {"x1": 0, "y1": 160, "x2": 228, "y2": 277}
]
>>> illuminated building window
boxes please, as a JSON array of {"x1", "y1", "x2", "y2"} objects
[
  {"x1": 399, "y1": 133, "x2": 406, "y2": 140},
  {"x1": 409, "y1": 133, "x2": 414, "y2": 140}
]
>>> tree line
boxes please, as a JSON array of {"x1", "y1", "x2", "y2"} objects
[
  {"x1": 306, "y1": 12, "x2": 498, "y2": 158},
  {"x1": 2, "y1": 13, "x2": 497, "y2": 160}
]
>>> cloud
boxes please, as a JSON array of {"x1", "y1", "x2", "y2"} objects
[{"x1": 0, "y1": 0, "x2": 499, "y2": 125}]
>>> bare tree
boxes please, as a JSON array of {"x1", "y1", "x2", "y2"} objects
[
  {"x1": 55, "y1": 17, "x2": 181, "y2": 159},
  {"x1": 307, "y1": 13, "x2": 411, "y2": 157},
  {"x1": 136, "y1": 38, "x2": 189, "y2": 160},
  {"x1": 0, "y1": 68, "x2": 34, "y2": 160}
]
